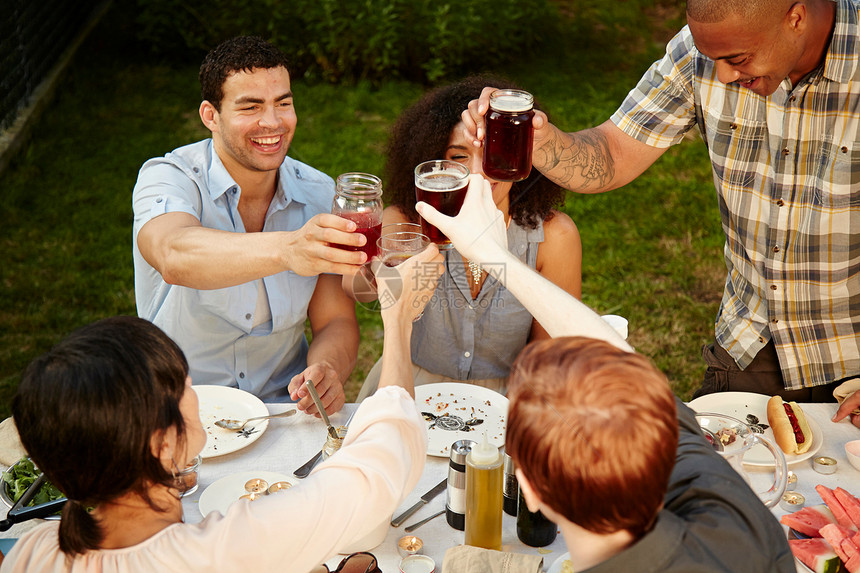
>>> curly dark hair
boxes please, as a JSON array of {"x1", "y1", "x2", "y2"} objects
[
  {"x1": 385, "y1": 75, "x2": 566, "y2": 229},
  {"x1": 199, "y1": 36, "x2": 290, "y2": 111}
]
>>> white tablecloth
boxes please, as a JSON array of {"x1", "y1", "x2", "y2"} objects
[
  {"x1": 1, "y1": 402, "x2": 858, "y2": 572},
  {"x1": 746, "y1": 403, "x2": 860, "y2": 573},
  {"x1": 181, "y1": 404, "x2": 570, "y2": 571}
]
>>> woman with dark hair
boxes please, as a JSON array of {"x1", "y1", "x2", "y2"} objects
[
  {"x1": 1, "y1": 244, "x2": 441, "y2": 573},
  {"x1": 357, "y1": 76, "x2": 581, "y2": 398}
]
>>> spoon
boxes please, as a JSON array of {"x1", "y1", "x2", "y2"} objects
[
  {"x1": 305, "y1": 380, "x2": 341, "y2": 440},
  {"x1": 214, "y1": 409, "x2": 297, "y2": 430}
]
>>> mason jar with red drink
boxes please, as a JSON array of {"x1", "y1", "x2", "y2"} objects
[
  {"x1": 482, "y1": 89, "x2": 534, "y2": 182},
  {"x1": 331, "y1": 172, "x2": 383, "y2": 260}
]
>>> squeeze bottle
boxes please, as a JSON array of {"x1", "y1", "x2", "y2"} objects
[{"x1": 464, "y1": 432, "x2": 503, "y2": 550}]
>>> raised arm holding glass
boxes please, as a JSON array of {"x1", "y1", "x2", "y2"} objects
[
  {"x1": 356, "y1": 76, "x2": 582, "y2": 399},
  {"x1": 132, "y1": 36, "x2": 366, "y2": 414},
  {"x1": 0, "y1": 243, "x2": 442, "y2": 573},
  {"x1": 463, "y1": 0, "x2": 860, "y2": 405},
  {"x1": 417, "y1": 175, "x2": 796, "y2": 573}
]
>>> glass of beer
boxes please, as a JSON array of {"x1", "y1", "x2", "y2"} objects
[
  {"x1": 414, "y1": 160, "x2": 470, "y2": 250},
  {"x1": 377, "y1": 223, "x2": 430, "y2": 267},
  {"x1": 482, "y1": 89, "x2": 534, "y2": 182}
]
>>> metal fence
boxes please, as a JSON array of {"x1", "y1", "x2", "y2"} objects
[{"x1": 0, "y1": 0, "x2": 104, "y2": 133}]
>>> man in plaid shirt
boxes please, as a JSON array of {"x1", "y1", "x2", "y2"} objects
[{"x1": 463, "y1": 0, "x2": 860, "y2": 404}]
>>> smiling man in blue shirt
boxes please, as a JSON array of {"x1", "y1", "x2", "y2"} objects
[{"x1": 132, "y1": 36, "x2": 363, "y2": 415}]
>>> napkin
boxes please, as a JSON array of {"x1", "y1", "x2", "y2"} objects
[
  {"x1": 441, "y1": 545, "x2": 544, "y2": 573},
  {"x1": 0, "y1": 418, "x2": 27, "y2": 467},
  {"x1": 833, "y1": 379, "x2": 860, "y2": 416}
]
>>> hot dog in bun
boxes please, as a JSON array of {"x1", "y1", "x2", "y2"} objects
[{"x1": 766, "y1": 396, "x2": 813, "y2": 455}]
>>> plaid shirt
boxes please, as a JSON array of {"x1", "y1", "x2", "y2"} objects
[{"x1": 611, "y1": 0, "x2": 860, "y2": 390}]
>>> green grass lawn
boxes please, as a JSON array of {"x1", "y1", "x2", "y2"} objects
[{"x1": 0, "y1": 2, "x2": 724, "y2": 418}]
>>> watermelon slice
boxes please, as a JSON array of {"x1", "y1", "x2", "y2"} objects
[
  {"x1": 783, "y1": 505, "x2": 840, "y2": 537},
  {"x1": 817, "y1": 485, "x2": 856, "y2": 529},
  {"x1": 834, "y1": 489, "x2": 860, "y2": 530},
  {"x1": 790, "y1": 538, "x2": 844, "y2": 573},
  {"x1": 821, "y1": 523, "x2": 856, "y2": 562},
  {"x1": 842, "y1": 538, "x2": 860, "y2": 561}
]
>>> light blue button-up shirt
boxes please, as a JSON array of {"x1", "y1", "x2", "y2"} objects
[{"x1": 132, "y1": 139, "x2": 335, "y2": 401}]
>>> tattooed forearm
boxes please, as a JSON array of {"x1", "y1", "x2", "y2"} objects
[{"x1": 534, "y1": 127, "x2": 615, "y2": 191}]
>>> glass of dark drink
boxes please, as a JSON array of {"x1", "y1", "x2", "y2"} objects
[
  {"x1": 414, "y1": 160, "x2": 470, "y2": 250},
  {"x1": 331, "y1": 172, "x2": 383, "y2": 260},
  {"x1": 482, "y1": 89, "x2": 534, "y2": 182}
]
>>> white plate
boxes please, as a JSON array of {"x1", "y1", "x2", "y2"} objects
[
  {"x1": 546, "y1": 552, "x2": 572, "y2": 573},
  {"x1": 688, "y1": 392, "x2": 823, "y2": 466},
  {"x1": 414, "y1": 383, "x2": 508, "y2": 458},
  {"x1": 198, "y1": 470, "x2": 295, "y2": 517},
  {"x1": 195, "y1": 385, "x2": 271, "y2": 458}
]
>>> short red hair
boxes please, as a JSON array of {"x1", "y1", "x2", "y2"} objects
[{"x1": 506, "y1": 337, "x2": 678, "y2": 539}]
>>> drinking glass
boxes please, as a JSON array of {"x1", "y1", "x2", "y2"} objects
[
  {"x1": 376, "y1": 224, "x2": 431, "y2": 320},
  {"x1": 482, "y1": 89, "x2": 534, "y2": 182},
  {"x1": 376, "y1": 223, "x2": 430, "y2": 267},
  {"x1": 177, "y1": 455, "x2": 201, "y2": 497},
  {"x1": 695, "y1": 412, "x2": 787, "y2": 508},
  {"x1": 414, "y1": 160, "x2": 469, "y2": 250},
  {"x1": 331, "y1": 172, "x2": 383, "y2": 260}
]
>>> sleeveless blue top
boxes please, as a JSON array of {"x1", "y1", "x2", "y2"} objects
[{"x1": 410, "y1": 219, "x2": 543, "y2": 380}]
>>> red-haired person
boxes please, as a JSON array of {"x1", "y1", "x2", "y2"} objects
[
  {"x1": 507, "y1": 338, "x2": 793, "y2": 572},
  {"x1": 419, "y1": 175, "x2": 795, "y2": 572}
]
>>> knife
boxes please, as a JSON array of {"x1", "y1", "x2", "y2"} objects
[
  {"x1": 404, "y1": 509, "x2": 445, "y2": 532},
  {"x1": 293, "y1": 450, "x2": 323, "y2": 479},
  {"x1": 390, "y1": 478, "x2": 447, "y2": 527}
]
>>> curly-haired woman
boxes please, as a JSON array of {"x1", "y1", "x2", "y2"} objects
[{"x1": 357, "y1": 76, "x2": 581, "y2": 399}]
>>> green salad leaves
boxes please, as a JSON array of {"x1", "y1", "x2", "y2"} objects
[{"x1": 2, "y1": 457, "x2": 64, "y2": 506}]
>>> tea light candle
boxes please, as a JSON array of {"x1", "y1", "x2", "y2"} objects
[
  {"x1": 244, "y1": 478, "x2": 269, "y2": 494},
  {"x1": 399, "y1": 554, "x2": 435, "y2": 573},
  {"x1": 787, "y1": 471, "x2": 797, "y2": 487},
  {"x1": 268, "y1": 481, "x2": 293, "y2": 494},
  {"x1": 398, "y1": 535, "x2": 423, "y2": 557},
  {"x1": 239, "y1": 492, "x2": 262, "y2": 502},
  {"x1": 813, "y1": 456, "x2": 838, "y2": 475},
  {"x1": 780, "y1": 491, "x2": 805, "y2": 512}
]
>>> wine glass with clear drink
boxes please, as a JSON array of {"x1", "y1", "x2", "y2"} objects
[{"x1": 376, "y1": 223, "x2": 432, "y2": 320}]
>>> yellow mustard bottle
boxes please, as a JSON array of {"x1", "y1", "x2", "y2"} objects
[{"x1": 464, "y1": 432, "x2": 503, "y2": 550}]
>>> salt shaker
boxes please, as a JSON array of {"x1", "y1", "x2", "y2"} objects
[{"x1": 446, "y1": 439, "x2": 475, "y2": 530}]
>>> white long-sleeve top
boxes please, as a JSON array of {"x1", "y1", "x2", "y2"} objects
[{"x1": 0, "y1": 387, "x2": 426, "y2": 573}]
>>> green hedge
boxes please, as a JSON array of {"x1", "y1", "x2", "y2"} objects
[{"x1": 133, "y1": 0, "x2": 558, "y2": 83}]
